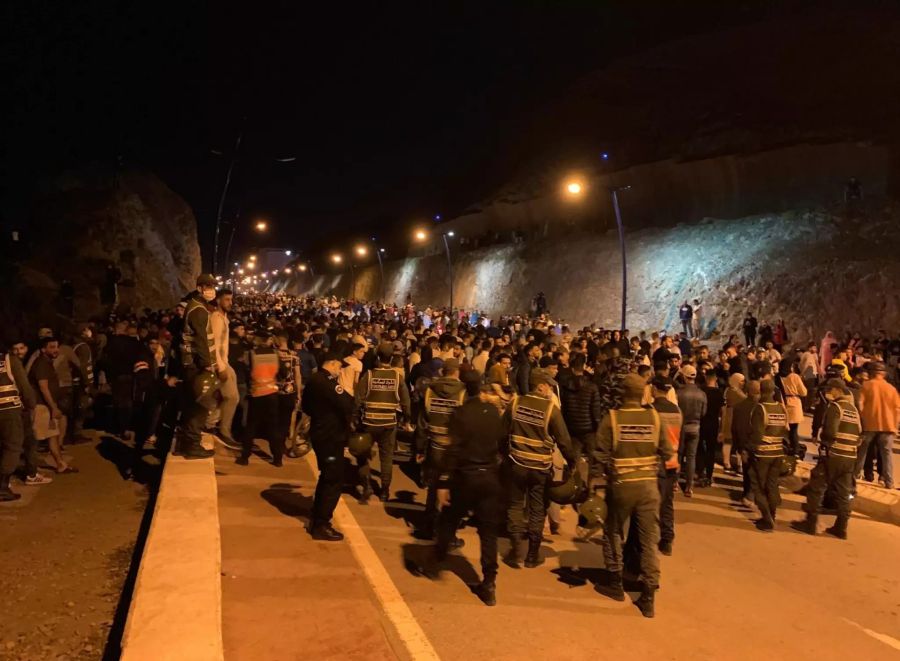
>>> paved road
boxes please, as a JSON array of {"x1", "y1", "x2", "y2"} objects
[{"x1": 217, "y1": 443, "x2": 900, "y2": 661}]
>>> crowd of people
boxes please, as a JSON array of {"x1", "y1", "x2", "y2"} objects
[{"x1": 2, "y1": 274, "x2": 898, "y2": 616}]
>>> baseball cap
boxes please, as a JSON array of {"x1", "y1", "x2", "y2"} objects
[
  {"x1": 681, "y1": 364, "x2": 697, "y2": 379},
  {"x1": 38, "y1": 327, "x2": 54, "y2": 339},
  {"x1": 529, "y1": 367, "x2": 558, "y2": 388},
  {"x1": 196, "y1": 273, "x2": 217, "y2": 287}
]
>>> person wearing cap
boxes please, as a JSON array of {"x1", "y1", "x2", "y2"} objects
[
  {"x1": 856, "y1": 361, "x2": 900, "y2": 489},
  {"x1": 503, "y1": 367, "x2": 573, "y2": 570},
  {"x1": 592, "y1": 372, "x2": 675, "y2": 618},
  {"x1": 354, "y1": 342, "x2": 411, "y2": 503},
  {"x1": 675, "y1": 363, "x2": 707, "y2": 497},
  {"x1": 302, "y1": 351, "x2": 355, "y2": 541},
  {"x1": 174, "y1": 274, "x2": 221, "y2": 459},
  {"x1": 748, "y1": 379, "x2": 789, "y2": 531},
  {"x1": 415, "y1": 357, "x2": 466, "y2": 538},
  {"x1": 792, "y1": 378, "x2": 861, "y2": 539}
]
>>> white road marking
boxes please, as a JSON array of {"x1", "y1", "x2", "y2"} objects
[
  {"x1": 842, "y1": 618, "x2": 900, "y2": 652},
  {"x1": 304, "y1": 453, "x2": 440, "y2": 661}
]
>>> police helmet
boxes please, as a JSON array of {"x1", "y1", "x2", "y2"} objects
[
  {"x1": 193, "y1": 371, "x2": 221, "y2": 410},
  {"x1": 347, "y1": 432, "x2": 374, "y2": 457},
  {"x1": 578, "y1": 493, "x2": 608, "y2": 530},
  {"x1": 547, "y1": 467, "x2": 588, "y2": 505},
  {"x1": 781, "y1": 455, "x2": 798, "y2": 476}
]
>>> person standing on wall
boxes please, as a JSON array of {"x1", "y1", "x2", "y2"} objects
[{"x1": 678, "y1": 301, "x2": 693, "y2": 338}]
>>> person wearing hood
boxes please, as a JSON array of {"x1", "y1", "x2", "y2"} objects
[
  {"x1": 415, "y1": 358, "x2": 466, "y2": 538},
  {"x1": 558, "y1": 352, "x2": 601, "y2": 462},
  {"x1": 792, "y1": 379, "x2": 861, "y2": 539}
]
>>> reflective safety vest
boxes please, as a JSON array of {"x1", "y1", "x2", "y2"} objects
[
  {"x1": 0, "y1": 353, "x2": 23, "y2": 412},
  {"x1": 826, "y1": 398, "x2": 861, "y2": 459},
  {"x1": 610, "y1": 407, "x2": 661, "y2": 483},
  {"x1": 73, "y1": 342, "x2": 94, "y2": 387},
  {"x1": 181, "y1": 297, "x2": 214, "y2": 368},
  {"x1": 752, "y1": 401, "x2": 787, "y2": 458},
  {"x1": 363, "y1": 368, "x2": 401, "y2": 427},
  {"x1": 509, "y1": 394, "x2": 556, "y2": 471},
  {"x1": 424, "y1": 385, "x2": 465, "y2": 450}
]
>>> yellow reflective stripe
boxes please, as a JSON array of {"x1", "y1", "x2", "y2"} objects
[
  {"x1": 0, "y1": 385, "x2": 16, "y2": 392},
  {"x1": 364, "y1": 412, "x2": 396, "y2": 419},
  {"x1": 758, "y1": 443, "x2": 782, "y2": 452},
  {"x1": 762, "y1": 435, "x2": 783, "y2": 442},
  {"x1": 832, "y1": 442, "x2": 857, "y2": 453},
  {"x1": 511, "y1": 434, "x2": 548, "y2": 448},
  {"x1": 834, "y1": 432, "x2": 858, "y2": 441},
  {"x1": 0, "y1": 396, "x2": 22, "y2": 405},
  {"x1": 366, "y1": 402, "x2": 399, "y2": 410},
  {"x1": 510, "y1": 449, "x2": 553, "y2": 463},
  {"x1": 613, "y1": 456, "x2": 658, "y2": 467},
  {"x1": 428, "y1": 424, "x2": 449, "y2": 435}
]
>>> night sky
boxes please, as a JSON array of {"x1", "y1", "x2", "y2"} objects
[{"x1": 4, "y1": 0, "x2": 854, "y2": 267}]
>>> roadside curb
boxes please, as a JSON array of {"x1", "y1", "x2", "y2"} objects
[
  {"x1": 120, "y1": 434, "x2": 224, "y2": 661},
  {"x1": 794, "y1": 459, "x2": 900, "y2": 526}
]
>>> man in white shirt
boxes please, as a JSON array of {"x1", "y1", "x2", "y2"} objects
[
  {"x1": 339, "y1": 342, "x2": 366, "y2": 396},
  {"x1": 213, "y1": 290, "x2": 240, "y2": 449},
  {"x1": 471, "y1": 340, "x2": 492, "y2": 375}
]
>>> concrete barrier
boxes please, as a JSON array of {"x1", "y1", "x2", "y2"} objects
[
  {"x1": 121, "y1": 434, "x2": 224, "y2": 661},
  {"x1": 794, "y1": 460, "x2": 900, "y2": 527}
]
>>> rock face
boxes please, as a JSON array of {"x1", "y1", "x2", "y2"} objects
[
  {"x1": 288, "y1": 206, "x2": 900, "y2": 346},
  {"x1": 20, "y1": 169, "x2": 201, "y2": 322}
]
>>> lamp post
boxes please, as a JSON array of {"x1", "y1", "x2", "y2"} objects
[
  {"x1": 566, "y1": 179, "x2": 630, "y2": 331},
  {"x1": 415, "y1": 229, "x2": 455, "y2": 311},
  {"x1": 370, "y1": 237, "x2": 386, "y2": 302}
]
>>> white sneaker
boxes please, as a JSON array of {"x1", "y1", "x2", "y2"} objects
[{"x1": 23, "y1": 473, "x2": 53, "y2": 486}]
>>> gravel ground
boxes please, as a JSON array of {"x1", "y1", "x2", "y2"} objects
[{"x1": 0, "y1": 436, "x2": 153, "y2": 661}]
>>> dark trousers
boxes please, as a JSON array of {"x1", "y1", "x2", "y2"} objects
[
  {"x1": 570, "y1": 432, "x2": 593, "y2": 464},
  {"x1": 749, "y1": 455, "x2": 782, "y2": 523},
  {"x1": 437, "y1": 468, "x2": 501, "y2": 582},
  {"x1": 805, "y1": 454, "x2": 853, "y2": 520},
  {"x1": 112, "y1": 375, "x2": 134, "y2": 436},
  {"x1": 20, "y1": 409, "x2": 39, "y2": 476},
  {"x1": 180, "y1": 370, "x2": 208, "y2": 448},
  {"x1": 802, "y1": 378, "x2": 818, "y2": 412},
  {"x1": 311, "y1": 435, "x2": 346, "y2": 526},
  {"x1": 681, "y1": 320, "x2": 692, "y2": 337},
  {"x1": 697, "y1": 426, "x2": 718, "y2": 481},
  {"x1": 679, "y1": 426, "x2": 700, "y2": 487},
  {"x1": 658, "y1": 468, "x2": 677, "y2": 543},
  {"x1": 277, "y1": 393, "x2": 297, "y2": 442},
  {"x1": 506, "y1": 461, "x2": 548, "y2": 538},
  {"x1": 604, "y1": 482, "x2": 661, "y2": 587},
  {"x1": 241, "y1": 394, "x2": 282, "y2": 461},
  {"x1": 787, "y1": 423, "x2": 800, "y2": 457},
  {"x1": 744, "y1": 331, "x2": 756, "y2": 347},
  {"x1": 0, "y1": 410, "x2": 25, "y2": 475},
  {"x1": 357, "y1": 426, "x2": 396, "y2": 491}
]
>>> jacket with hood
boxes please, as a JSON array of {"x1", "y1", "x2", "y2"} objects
[{"x1": 559, "y1": 372, "x2": 602, "y2": 435}]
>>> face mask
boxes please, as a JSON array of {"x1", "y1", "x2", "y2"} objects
[{"x1": 202, "y1": 289, "x2": 216, "y2": 302}]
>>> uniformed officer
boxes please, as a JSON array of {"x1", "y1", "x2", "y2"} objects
[
  {"x1": 415, "y1": 358, "x2": 466, "y2": 538},
  {"x1": 592, "y1": 373, "x2": 674, "y2": 618},
  {"x1": 176, "y1": 274, "x2": 221, "y2": 459},
  {"x1": 302, "y1": 352, "x2": 355, "y2": 541},
  {"x1": 432, "y1": 368, "x2": 506, "y2": 606},
  {"x1": 748, "y1": 379, "x2": 789, "y2": 532},
  {"x1": 355, "y1": 342, "x2": 411, "y2": 503},
  {"x1": 0, "y1": 349, "x2": 36, "y2": 501},
  {"x1": 791, "y1": 378, "x2": 861, "y2": 539},
  {"x1": 504, "y1": 367, "x2": 574, "y2": 569}
]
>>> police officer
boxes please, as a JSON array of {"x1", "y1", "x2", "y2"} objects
[
  {"x1": 791, "y1": 378, "x2": 861, "y2": 539},
  {"x1": 176, "y1": 275, "x2": 220, "y2": 459},
  {"x1": 302, "y1": 352, "x2": 355, "y2": 541},
  {"x1": 592, "y1": 373, "x2": 674, "y2": 618},
  {"x1": 0, "y1": 349, "x2": 36, "y2": 501},
  {"x1": 431, "y1": 368, "x2": 505, "y2": 606},
  {"x1": 355, "y1": 342, "x2": 410, "y2": 503},
  {"x1": 748, "y1": 379, "x2": 788, "y2": 532},
  {"x1": 504, "y1": 367, "x2": 573, "y2": 569},
  {"x1": 415, "y1": 358, "x2": 466, "y2": 537}
]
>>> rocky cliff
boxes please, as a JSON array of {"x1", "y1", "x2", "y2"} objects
[
  {"x1": 9, "y1": 169, "x2": 200, "y2": 329},
  {"x1": 285, "y1": 205, "x2": 900, "y2": 346}
]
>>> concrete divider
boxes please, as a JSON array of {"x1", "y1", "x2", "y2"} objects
[
  {"x1": 794, "y1": 459, "x2": 900, "y2": 526},
  {"x1": 121, "y1": 434, "x2": 224, "y2": 661}
]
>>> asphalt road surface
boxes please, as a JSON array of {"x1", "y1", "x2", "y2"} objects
[{"x1": 218, "y1": 445, "x2": 900, "y2": 661}]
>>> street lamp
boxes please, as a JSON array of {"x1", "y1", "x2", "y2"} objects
[
  {"x1": 566, "y1": 181, "x2": 583, "y2": 195},
  {"x1": 284, "y1": 267, "x2": 292, "y2": 274},
  {"x1": 370, "y1": 236, "x2": 386, "y2": 302},
  {"x1": 255, "y1": 220, "x2": 268, "y2": 232},
  {"x1": 415, "y1": 228, "x2": 455, "y2": 311}
]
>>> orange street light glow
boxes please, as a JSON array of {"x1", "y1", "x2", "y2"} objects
[{"x1": 566, "y1": 181, "x2": 583, "y2": 195}]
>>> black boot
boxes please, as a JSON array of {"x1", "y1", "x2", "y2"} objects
[
  {"x1": 379, "y1": 485, "x2": 391, "y2": 502},
  {"x1": 182, "y1": 440, "x2": 214, "y2": 459},
  {"x1": 309, "y1": 521, "x2": 344, "y2": 542},
  {"x1": 658, "y1": 539, "x2": 673, "y2": 556},
  {"x1": 825, "y1": 515, "x2": 848, "y2": 540},
  {"x1": 599, "y1": 572, "x2": 626, "y2": 602},
  {"x1": 524, "y1": 535, "x2": 543, "y2": 568},
  {"x1": 790, "y1": 514, "x2": 817, "y2": 535},
  {"x1": 504, "y1": 534, "x2": 524, "y2": 569},
  {"x1": 474, "y1": 579, "x2": 496, "y2": 606},
  {"x1": 636, "y1": 585, "x2": 657, "y2": 618},
  {"x1": 0, "y1": 474, "x2": 21, "y2": 502}
]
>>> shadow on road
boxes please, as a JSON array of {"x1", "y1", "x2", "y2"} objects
[
  {"x1": 261, "y1": 483, "x2": 313, "y2": 525},
  {"x1": 401, "y1": 543, "x2": 481, "y2": 588}
]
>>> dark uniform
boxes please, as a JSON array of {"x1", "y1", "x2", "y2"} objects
[
  {"x1": 793, "y1": 386, "x2": 860, "y2": 539},
  {"x1": 435, "y1": 379, "x2": 506, "y2": 605},
  {"x1": 503, "y1": 372, "x2": 573, "y2": 568},
  {"x1": 356, "y1": 357, "x2": 411, "y2": 501},
  {"x1": 276, "y1": 346, "x2": 301, "y2": 444},
  {"x1": 0, "y1": 353, "x2": 36, "y2": 501},
  {"x1": 593, "y1": 382, "x2": 674, "y2": 616},
  {"x1": 748, "y1": 383, "x2": 788, "y2": 531},
  {"x1": 415, "y1": 375, "x2": 466, "y2": 535},
  {"x1": 302, "y1": 367, "x2": 354, "y2": 536},
  {"x1": 177, "y1": 288, "x2": 217, "y2": 458}
]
